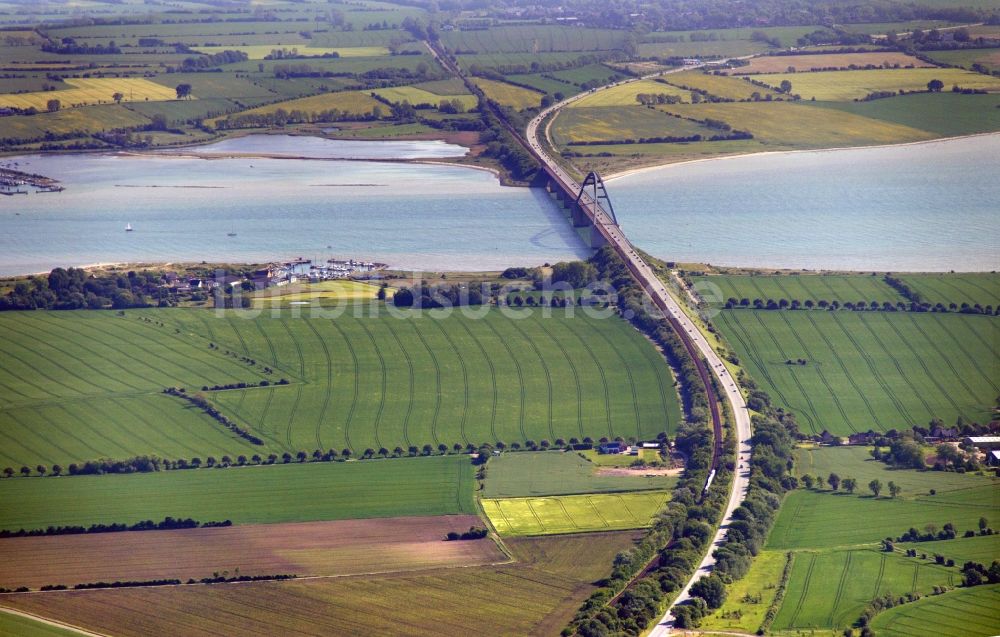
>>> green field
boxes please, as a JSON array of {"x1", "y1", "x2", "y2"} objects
[
  {"x1": 473, "y1": 77, "x2": 543, "y2": 110},
  {"x1": 699, "y1": 549, "x2": 788, "y2": 633},
  {"x1": 897, "y1": 273, "x2": 1000, "y2": 309},
  {"x1": 372, "y1": 86, "x2": 478, "y2": 109},
  {"x1": 870, "y1": 584, "x2": 1000, "y2": 637},
  {"x1": 0, "y1": 456, "x2": 474, "y2": 530},
  {"x1": 813, "y1": 93, "x2": 1000, "y2": 137},
  {"x1": 570, "y1": 79, "x2": 691, "y2": 107},
  {"x1": 442, "y1": 25, "x2": 625, "y2": 53},
  {"x1": 772, "y1": 548, "x2": 957, "y2": 631},
  {"x1": 715, "y1": 311, "x2": 999, "y2": 433},
  {"x1": 213, "y1": 90, "x2": 385, "y2": 123},
  {"x1": 0, "y1": 308, "x2": 680, "y2": 468},
  {"x1": 913, "y1": 535, "x2": 1000, "y2": 565},
  {"x1": 663, "y1": 70, "x2": 780, "y2": 100},
  {"x1": 482, "y1": 451, "x2": 675, "y2": 497},
  {"x1": 193, "y1": 45, "x2": 389, "y2": 59},
  {"x1": 926, "y1": 47, "x2": 1000, "y2": 73},
  {"x1": 770, "y1": 448, "x2": 998, "y2": 549},
  {"x1": 692, "y1": 274, "x2": 904, "y2": 306},
  {"x1": 0, "y1": 104, "x2": 151, "y2": 143},
  {"x1": 483, "y1": 491, "x2": 670, "y2": 536},
  {"x1": 0, "y1": 610, "x2": 78, "y2": 637},
  {"x1": 753, "y1": 68, "x2": 1000, "y2": 101},
  {"x1": 552, "y1": 105, "x2": 712, "y2": 145}
]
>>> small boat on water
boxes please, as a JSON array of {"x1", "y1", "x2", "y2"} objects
[
  {"x1": 126, "y1": 223, "x2": 133, "y2": 232},
  {"x1": 227, "y1": 232, "x2": 237, "y2": 237}
]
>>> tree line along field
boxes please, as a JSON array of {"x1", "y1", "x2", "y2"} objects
[
  {"x1": 728, "y1": 51, "x2": 935, "y2": 75},
  {"x1": 715, "y1": 310, "x2": 998, "y2": 434},
  {"x1": 482, "y1": 451, "x2": 675, "y2": 498},
  {"x1": 481, "y1": 491, "x2": 670, "y2": 536},
  {"x1": 0, "y1": 531, "x2": 641, "y2": 637},
  {"x1": 440, "y1": 25, "x2": 626, "y2": 53},
  {"x1": 752, "y1": 68, "x2": 1000, "y2": 101},
  {"x1": 0, "y1": 455, "x2": 475, "y2": 530},
  {"x1": 0, "y1": 308, "x2": 680, "y2": 469}
]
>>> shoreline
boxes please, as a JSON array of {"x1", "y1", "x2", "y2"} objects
[{"x1": 602, "y1": 130, "x2": 1000, "y2": 181}]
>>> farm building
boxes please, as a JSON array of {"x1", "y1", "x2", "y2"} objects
[
  {"x1": 964, "y1": 436, "x2": 1000, "y2": 451},
  {"x1": 599, "y1": 441, "x2": 626, "y2": 454}
]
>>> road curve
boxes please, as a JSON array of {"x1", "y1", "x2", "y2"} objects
[{"x1": 524, "y1": 71, "x2": 754, "y2": 635}]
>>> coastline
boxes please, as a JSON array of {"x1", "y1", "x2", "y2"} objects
[{"x1": 602, "y1": 130, "x2": 1000, "y2": 182}]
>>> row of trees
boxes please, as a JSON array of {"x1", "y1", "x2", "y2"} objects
[
  {"x1": 164, "y1": 388, "x2": 265, "y2": 445},
  {"x1": 0, "y1": 267, "x2": 172, "y2": 311},
  {"x1": 0, "y1": 516, "x2": 231, "y2": 538},
  {"x1": 722, "y1": 295, "x2": 997, "y2": 315},
  {"x1": 801, "y1": 472, "x2": 900, "y2": 498}
]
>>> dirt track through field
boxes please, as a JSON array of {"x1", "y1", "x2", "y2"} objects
[{"x1": 0, "y1": 515, "x2": 504, "y2": 589}]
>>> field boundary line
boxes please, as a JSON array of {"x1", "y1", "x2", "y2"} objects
[{"x1": 874, "y1": 552, "x2": 887, "y2": 597}]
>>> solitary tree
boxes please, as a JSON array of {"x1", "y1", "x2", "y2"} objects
[
  {"x1": 927, "y1": 79, "x2": 944, "y2": 92},
  {"x1": 175, "y1": 83, "x2": 192, "y2": 99},
  {"x1": 779, "y1": 79, "x2": 793, "y2": 93},
  {"x1": 46, "y1": 98, "x2": 60, "y2": 112},
  {"x1": 888, "y1": 481, "x2": 901, "y2": 498},
  {"x1": 980, "y1": 517, "x2": 989, "y2": 531},
  {"x1": 843, "y1": 477, "x2": 857, "y2": 494},
  {"x1": 801, "y1": 474, "x2": 815, "y2": 489},
  {"x1": 20, "y1": 466, "x2": 30, "y2": 477},
  {"x1": 36, "y1": 464, "x2": 46, "y2": 476},
  {"x1": 112, "y1": 91, "x2": 124, "y2": 104},
  {"x1": 869, "y1": 479, "x2": 883, "y2": 497},
  {"x1": 827, "y1": 473, "x2": 841, "y2": 491}
]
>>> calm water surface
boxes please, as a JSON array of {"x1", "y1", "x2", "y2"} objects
[{"x1": 2, "y1": 134, "x2": 997, "y2": 275}]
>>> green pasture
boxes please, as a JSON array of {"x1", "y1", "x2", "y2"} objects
[
  {"x1": 455, "y1": 52, "x2": 605, "y2": 72},
  {"x1": 372, "y1": 85, "x2": 477, "y2": 109},
  {"x1": 193, "y1": 45, "x2": 389, "y2": 59},
  {"x1": 715, "y1": 310, "x2": 999, "y2": 434},
  {"x1": 441, "y1": 25, "x2": 625, "y2": 54},
  {"x1": 752, "y1": 68, "x2": 1000, "y2": 101},
  {"x1": 552, "y1": 106, "x2": 710, "y2": 145},
  {"x1": 812, "y1": 93, "x2": 1000, "y2": 137},
  {"x1": 691, "y1": 274, "x2": 904, "y2": 307},
  {"x1": 897, "y1": 273, "x2": 1000, "y2": 309},
  {"x1": 0, "y1": 104, "x2": 151, "y2": 144},
  {"x1": 482, "y1": 451, "x2": 675, "y2": 498},
  {"x1": 0, "y1": 455, "x2": 474, "y2": 530},
  {"x1": 0, "y1": 308, "x2": 679, "y2": 468},
  {"x1": 570, "y1": 79, "x2": 691, "y2": 107},
  {"x1": 506, "y1": 72, "x2": 578, "y2": 96},
  {"x1": 913, "y1": 535, "x2": 1000, "y2": 565},
  {"x1": 482, "y1": 491, "x2": 670, "y2": 536},
  {"x1": 700, "y1": 550, "x2": 788, "y2": 633},
  {"x1": 870, "y1": 584, "x2": 1000, "y2": 637},
  {"x1": 472, "y1": 78, "x2": 542, "y2": 110},
  {"x1": 663, "y1": 70, "x2": 780, "y2": 100},
  {"x1": 926, "y1": 47, "x2": 1000, "y2": 73},
  {"x1": 0, "y1": 609, "x2": 79, "y2": 637},
  {"x1": 772, "y1": 548, "x2": 956, "y2": 631}
]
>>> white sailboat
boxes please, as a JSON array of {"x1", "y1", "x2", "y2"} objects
[{"x1": 125, "y1": 223, "x2": 133, "y2": 232}]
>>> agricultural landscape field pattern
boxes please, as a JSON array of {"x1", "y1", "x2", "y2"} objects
[{"x1": 0, "y1": 308, "x2": 680, "y2": 469}]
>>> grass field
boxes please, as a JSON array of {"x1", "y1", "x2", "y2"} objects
[
  {"x1": 482, "y1": 451, "x2": 675, "y2": 497},
  {"x1": 663, "y1": 70, "x2": 780, "y2": 100},
  {"x1": 372, "y1": 85, "x2": 477, "y2": 109},
  {"x1": 0, "y1": 456, "x2": 474, "y2": 530},
  {"x1": 0, "y1": 78, "x2": 179, "y2": 110},
  {"x1": 812, "y1": 93, "x2": 1000, "y2": 137},
  {"x1": 869, "y1": 584, "x2": 1000, "y2": 637},
  {"x1": 753, "y1": 68, "x2": 1000, "y2": 101},
  {"x1": 569, "y1": 79, "x2": 691, "y2": 107},
  {"x1": 213, "y1": 90, "x2": 385, "y2": 123},
  {"x1": 770, "y1": 448, "x2": 998, "y2": 549},
  {"x1": 658, "y1": 101, "x2": 934, "y2": 149},
  {"x1": 551, "y1": 106, "x2": 712, "y2": 145},
  {"x1": 148, "y1": 73, "x2": 278, "y2": 100},
  {"x1": 0, "y1": 532, "x2": 634, "y2": 637},
  {"x1": 0, "y1": 308, "x2": 680, "y2": 468},
  {"x1": 455, "y1": 51, "x2": 599, "y2": 72},
  {"x1": 0, "y1": 515, "x2": 504, "y2": 589},
  {"x1": 927, "y1": 47, "x2": 1000, "y2": 72},
  {"x1": 0, "y1": 104, "x2": 152, "y2": 143},
  {"x1": 700, "y1": 550, "x2": 787, "y2": 633},
  {"x1": 473, "y1": 77, "x2": 542, "y2": 110},
  {"x1": 715, "y1": 311, "x2": 999, "y2": 434},
  {"x1": 912, "y1": 535, "x2": 1000, "y2": 565},
  {"x1": 0, "y1": 610, "x2": 77, "y2": 637},
  {"x1": 691, "y1": 274, "x2": 904, "y2": 306},
  {"x1": 772, "y1": 548, "x2": 957, "y2": 631},
  {"x1": 251, "y1": 280, "x2": 388, "y2": 307},
  {"x1": 896, "y1": 273, "x2": 1000, "y2": 308},
  {"x1": 411, "y1": 79, "x2": 470, "y2": 95},
  {"x1": 442, "y1": 25, "x2": 625, "y2": 53},
  {"x1": 193, "y1": 45, "x2": 389, "y2": 59},
  {"x1": 482, "y1": 491, "x2": 670, "y2": 536},
  {"x1": 730, "y1": 52, "x2": 933, "y2": 75}
]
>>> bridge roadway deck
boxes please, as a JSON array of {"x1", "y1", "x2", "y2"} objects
[{"x1": 428, "y1": 38, "x2": 755, "y2": 633}]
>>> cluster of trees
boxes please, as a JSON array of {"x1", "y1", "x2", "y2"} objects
[
  {"x1": 885, "y1": 275, "x2": 997, "y2": 315},
  {"x1": 635, "y1": 92, "x2": 684, "y2": 105},
  {"x1": 445, "y1": 526, "x2": 488, "y2": 540},
  {"x1": 898, "y1": 521, "x2": 960, "y2": 543},
  {"x1": 200, "y1": 379, "x2": 289, "y2": 392},
  {"x1": 180, "y1": 50, "x2": 249, "y2": 70},
  {"x1": 479, "y1": 109, "x2": 539, "y2": 182},
  {"x1": 0, "y1": 267, "x2": 172, "y2": 311},
  {"x1": 392, "y1": 281, "x2": 485, "y2": 308},
  {"x1": 562, "y1": 248, "x2": 729, "y2": 636},
  {"x1": 722, "y1": 294, "x2": 997, "y2": 315},
  {"x1": 216, "y1": 105, "x2": 384, "y2": 130},
  {"x1": 855, "y1": 591, "x2": 925, "y2": 632},
  {"x1": 164, "y1": 388, "x2": 265, "y2": 445},
  {"x1": 0, "y1": 517, "x2": 232, "y2": 538},
  {"x1": 42, "y1": 38, "x2": 121, "y2": 55},
  {"x1": 961, "y1": 560, "x2": 1000, "y2": 586}
]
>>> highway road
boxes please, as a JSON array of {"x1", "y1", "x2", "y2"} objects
[{"x1": 524, "y1": 70, "x2": 754, "y2": 635}]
